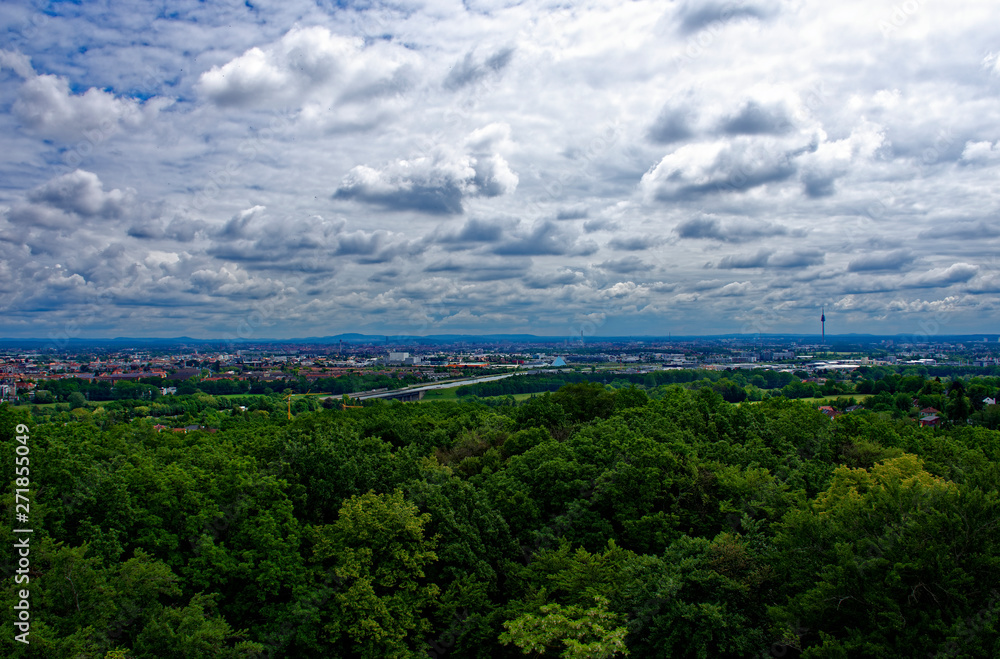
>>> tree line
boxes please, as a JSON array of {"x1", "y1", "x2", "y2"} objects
[{"x1": 1, "y1": 375, "x2": 999, "y2": 657}]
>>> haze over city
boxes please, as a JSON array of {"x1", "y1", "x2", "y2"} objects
[{"x1": 2, "y1": 0, "x2": 1000, "y2": 340}]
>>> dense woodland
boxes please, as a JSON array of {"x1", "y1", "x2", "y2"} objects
[{"x1": 3, "y1": 373, "x2": 1000, "y2": 657}]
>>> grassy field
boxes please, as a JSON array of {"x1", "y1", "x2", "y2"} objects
[
  {"x1": 417, "y1": 390, "x2": 539, "y2": 403},
  {"x1": 11, "y1": 389, "x2": 875, "y2": 409},
  {"x1": 417, "y1": 388, "x2": 461, "y2": 402},
  {"x1": 796, "y1": 393, "x2": 872, "y2": 405},
  {"x1": 739, "y1": 393, "x2": 872, "y2": 406}
]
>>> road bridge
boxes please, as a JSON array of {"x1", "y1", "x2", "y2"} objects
[{"x1": 345, "y1": 372, "x2": 520, "y2": 403}]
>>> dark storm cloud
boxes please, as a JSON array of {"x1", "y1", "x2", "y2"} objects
[
  {"x1": 721, "y1": 100, "x2": 792, "y2": 136},
  {"x1": 717, "y1": 250, "x2": 771, "y2": 269},
  {"x1": 905, "y1": 263, "x2": 979, "y2": 288},
  {"x1": 768, "y1": 250, "x2": 825, "y2": 268},
  {"x1": 524, "y1": 268, "x2": 582, "y2": 289},
  {"x1": 598, "y1": 256, "x2": 649, "y2": 274},
  {"x1": 18, "y1": 169, "x2": 134, "y2": 223},
  {"x1": 648, "y1": 105, "x2": 694, "y2": 144},
  {"x1": 368, "y1": 269, "x2": 400, "y2": 284},
  {"x1": 608, "y1": 235, "x2": 661, "y2": 251},
  {"x1": 643, "y1": 139, "x2": 802, "y2": 202},
  {"x1": 437, "y1": 218, "x2": 506, "y2": 244},
  {"x1": 6, "y1": 204, "x2": 76, "y2": 230},
  {"x1": 801, "y1": 170, "x2": 838, "y2": 198},
  {"x1": 917, "y1": 220, "x2": 1000, "y2": 240},
  {"x1": 716, "y1": 249, "x2": 824, "y2": 269},
  {"x1": 425, "y1": 260, "x2": 466, "y2": 273},
  {"x1": 334, "y1": 147, "x2": 517, "y2": 215},
  {"x1": 464, "y1": 262, "x2": 530, "y2": 281},
  {"x1": 493, "y1": 221, "x2": 569, "y2": 256},
  {"x1": 684, "y1": 279, "x2": 726, "y2": 292},
  {"x1": 217, "y1": 206, "x2": 268, "y2": 239},
  {"x1": 425, "y1": 257, "x2": 529, "y2": 281},
  {"x1": 556, "y1": 207, "x2": 589, "y2": 220},
  {"x1": 443, "y1": 47, "x2": 515, "y2": 91},
  {"x1": 335, "y1": 180, "x2": 467, "y2": 215},
  {"x1": 583, "y1": 218, "x2": 619, "y2": 233},
  {"x1": 675, "y1": 1, "x2": 777, "y2": 34},
  {"x1": 202, "y1": 209, "x2": 412, "y2": 272},
  {"x1": 675, "y1": 217, "x2": 789, "y2": 242},
  {"x1": 334, "y1": 230, "x2": 384, "y2": 256},
  {"x1": 847, "y1": 250, "x2": 916, "y2": 272},
  {"x1": 127, "y1": 217, "x2": 207, "y2": 242}
]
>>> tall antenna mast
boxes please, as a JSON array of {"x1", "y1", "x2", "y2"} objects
[{"x1": 821, "y1": 305, "x2": 826, "y2": 344}]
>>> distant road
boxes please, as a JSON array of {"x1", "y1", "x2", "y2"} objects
[{"x1": 347, "y1": 372, "x2": 521, "y2": 401}]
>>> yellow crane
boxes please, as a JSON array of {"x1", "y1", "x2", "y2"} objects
[
  {"x1": 283, "y1": 389, "x2": 330, "y2": 419},
  {"x1": 340, "y1": 393, "x2": 363, "y2": 410}
]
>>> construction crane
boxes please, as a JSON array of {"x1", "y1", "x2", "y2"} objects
[
  {"x1": 283, "y1": 389, "x2": 330, "y2": 419},
  {"x1": 339, "y1": 394, "x2": 363, "y2": 410}
]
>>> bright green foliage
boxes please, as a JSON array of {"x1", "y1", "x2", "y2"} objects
[
  {"x1": 132, "y1": 593, "x2": 262, "y2": 658},
  {"x1": 771, "y1": 454, "x2": 1000, "y2": 657},
  {"x1": 500, "y1": 596, "x2": 629, "y2": 658},
  {"x1": 5, "y1": 371, "x2": 1000, "y2": 658},
  {"x1": 308, "y1": 489, "x2": 440, "y2": 658}
]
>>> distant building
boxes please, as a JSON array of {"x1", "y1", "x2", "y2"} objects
[
  {"x1": 818, "y1": 405, "x2": 841, "y2": 418},
  {"x1": 388, "y1": 352, "x2": 410, "y2": 363},
  {"x1": 919, "y1": 414, "x2": 942, "y2": 428}
]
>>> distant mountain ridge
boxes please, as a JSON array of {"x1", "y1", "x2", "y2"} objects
[{"x1": 1, "y1": 332, "x2": 999, "y2": 349}]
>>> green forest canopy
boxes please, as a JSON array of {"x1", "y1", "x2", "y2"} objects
[{"x1": 2, "y1": 375, "x2": 1000, "y2": 657}]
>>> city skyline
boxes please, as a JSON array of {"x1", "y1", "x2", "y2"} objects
[{"x1": 2, "y1": 1, "x2": 1000, "y2": 340}]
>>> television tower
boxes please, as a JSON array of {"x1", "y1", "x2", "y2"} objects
[{"x1": 821, "y1": 305, "x2": 826, "y2": 344}]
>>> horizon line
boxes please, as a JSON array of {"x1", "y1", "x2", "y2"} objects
[{"x1": 2, "y1": 331, "x2": 999, "y2": 345}]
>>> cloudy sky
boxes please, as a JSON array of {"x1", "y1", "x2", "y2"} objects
[{"x1": 2, "y1": 0, "x2": 1000, "y2": 340}]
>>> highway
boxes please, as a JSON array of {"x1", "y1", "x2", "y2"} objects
[{"x1": 347, "y1": 372, "x2": 521, "y2": 401}]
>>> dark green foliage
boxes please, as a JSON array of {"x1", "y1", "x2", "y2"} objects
[{"x1": 3, "y1": 372, "x2": 1000, "y2": 658}]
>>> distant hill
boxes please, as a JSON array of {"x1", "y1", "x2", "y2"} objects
[{"x1": 2, "y1": 332, "x2": 999, "y2": 350}]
